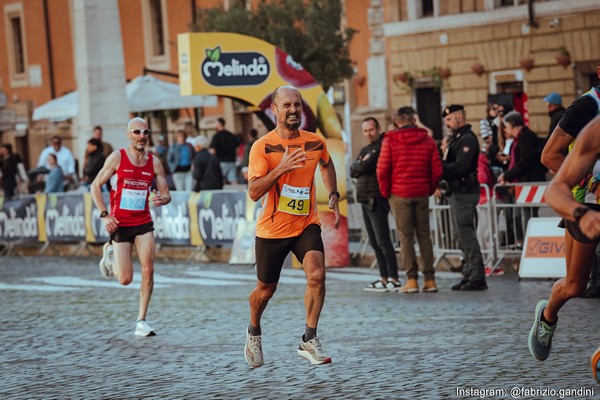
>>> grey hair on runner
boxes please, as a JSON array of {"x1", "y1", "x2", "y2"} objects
[{"x1": 127, "y1": 117, "x2": 147, "y2": 130}]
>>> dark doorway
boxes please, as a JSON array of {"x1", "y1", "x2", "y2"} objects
[
  {"x1": 415, "y1": 87, "x2": 442, "y2": 141},
  {"x1": 421, "y1": 0, "x2": 434, "y2": 17},
  {"x1": 489, "y1": 81, "x2": 526, "y2": 116}
]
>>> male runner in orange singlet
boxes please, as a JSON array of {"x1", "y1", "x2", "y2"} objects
[{"x1": 244, "y1": 86, "x2": 340, "y2": 367}]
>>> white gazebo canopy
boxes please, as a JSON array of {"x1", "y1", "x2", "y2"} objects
[{"x1": 32, "y1": 75, "x2": 217, "y2": 121}]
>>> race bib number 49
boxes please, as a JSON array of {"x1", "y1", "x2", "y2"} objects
[
  {"x1": 120, "y1": 188, "x2": 148, "y2": 211},
  {"x1": 278, "y1": 184, "x2": 310, "y2": 216}
]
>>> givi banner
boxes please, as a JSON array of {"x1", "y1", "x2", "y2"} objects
[{"x1": 519, "y1": 217, "x2": 566, "y2": 279}]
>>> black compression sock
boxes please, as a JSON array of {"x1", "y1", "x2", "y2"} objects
[
  {"x1": 248, "y1": 323, "x2": 261, "y2": 336},
  {"x1": 540, "y1": 309, "x2": 556, "y2": 326},
  {"x1": 303, "y1": 325, "x2": 317, "y2": 342}
]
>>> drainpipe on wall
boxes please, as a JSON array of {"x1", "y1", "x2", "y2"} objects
[
  {"x1": 527, "y1": 0, "x2": 539, "y2": 29},
  {"x1": 43, "y1": 0, "x2": 56, "y2": 99},
  {"x1": 191, "y1": 0, "x2": 197, "y2": 29}
]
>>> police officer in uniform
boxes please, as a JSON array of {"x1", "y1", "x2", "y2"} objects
[{"x1": 439, "y1": 105, "x2": 488, "y2": 291}]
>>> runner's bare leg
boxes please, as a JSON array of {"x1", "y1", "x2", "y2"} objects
[
  {"x1": 249, "y1": 281, "x2": 277, "y2": 328},
  {"x1": 544, "y1": 230, "x2": 594, "y2": 322},
  {"x1": 303, "y1": 250, "x2": 326, "y2": 329},
  {"x1": 112, "y1": 242, "x2": 134, "y2": 285},
  {"x1": 134, "y1": 231, "x2": 155, "y2": 321}
]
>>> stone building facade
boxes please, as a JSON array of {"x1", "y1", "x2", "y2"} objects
[{"x1": 349, "y1": 0, "x2": 600, "y2": 154}]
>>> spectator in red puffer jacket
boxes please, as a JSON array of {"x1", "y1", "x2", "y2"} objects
[{"x1": 377, "y1": 106, "x2": 443, "y2": 294}]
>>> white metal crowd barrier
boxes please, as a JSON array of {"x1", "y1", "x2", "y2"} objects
[
  {"x1": 349, "y1": 182, "x2": 559, "y2": 273},
  {"x1": 491, "y1": 182, "x2": 559, "y2": 270},
  {"x1": 429, "y1": 184, "x2": 495, "y2": 269}
]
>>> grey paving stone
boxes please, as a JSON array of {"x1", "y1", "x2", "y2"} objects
[{"x1": 1, "y1": 256, "x2": 599, "y2": 399}]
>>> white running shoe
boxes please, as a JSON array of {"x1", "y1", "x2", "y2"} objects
[
  {"x1": 244, "y1": 327, "x2": 264, "y2": 368},
  {"x1": 99, "y1": 242, "x2": 114, "y2": 279},
  {"x1": 135, "y1": 320, "x2": 156, "y2": 337},
  {"x1": 297, "y1": 337, "x2": 332, "y2": 365}
]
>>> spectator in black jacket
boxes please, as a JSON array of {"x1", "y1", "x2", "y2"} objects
[
  {"x1": 543, "y1": 92, "x2": 566, "y2": 139},
  {"x1": 350, "y1": 117, "x2": 400, "y2": 292},
  {"x1": 193, "y1": 135, "x2": 223, "y2": 191},
  {"x1": 210, "y1": 118, "x2": 240, "y2": 184},
  {"x1": 81, "y1": 138, "x2": 105, "y2": 188},
  {"x1": 497, "y1": 111, "x2": 546, "y2": 242},
  {"x1": 498, "y1": 111, "x2": 546, "y2": 185},
  {"x1": 0, "y1": 143, "x2": 28, "y2": 199}
]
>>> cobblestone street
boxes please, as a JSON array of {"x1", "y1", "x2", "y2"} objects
[{"x1": 1, "y1": 256, "x2": 599, "y2": 399}]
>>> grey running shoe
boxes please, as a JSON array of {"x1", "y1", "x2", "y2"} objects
[
  {"x1": 244, "y1": 327, "x2": 263, "y2": 368},
  {"x1": 135, "y1": 320, "x2": 156, "y2": 337},
  {"x1": 99, "y1": 242, "x2": 114, "y2": 279},
  {"x1": 528, "y1": 300, "x2": 556, "y2": 361},
  {"x1": 297, "y1": 337, "x2": 332, "y2": 365}
]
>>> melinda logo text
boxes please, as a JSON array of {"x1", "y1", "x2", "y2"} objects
[{"x1": 201, "y1": 46, "x2": 270, "y2": 86}]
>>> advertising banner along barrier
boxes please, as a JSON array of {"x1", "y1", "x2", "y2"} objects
[
  {"x1": 0, "y1": 189, "x2": 345, "y2": 266},
  {"x1": 44, "y1": 194, "x2": 86, "y2": 242},
  {"x1": 519, "y1": 217, "x2": 566, "y2": 279},
  {"x1": 84, "y1": 193, "x2": 111, "y2": 244},
  {"x1": 195, "y1": 190, "x2": 247, "y2": 247},
  {"x1": 152, "y1": 191, "x2": 193, "y2": 246},
  {"x1": 0, "y1": 195, "x2": 39, "y2": 243}
]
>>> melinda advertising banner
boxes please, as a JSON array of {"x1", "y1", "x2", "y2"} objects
[
  {"x1": 84, "y1": 193, "x2": 111, "y2": 244},
  {"x1": 43, "y1": 194, "x2": 86, "y2": 242},
  {"x1": 191, "y1": 190, "x2": 247, "y2": 247},
  {"x1": 178, "y1": 32, "x2": 349, "y2": 266},
  {"x1": 0, "y1": 195, "x2": 39, "y2": 242},
  {"x1": 152, "y1": 191, "x2": 192, "y2": 245}
]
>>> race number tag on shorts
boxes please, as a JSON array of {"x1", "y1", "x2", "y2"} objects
[
  {"x1": 278, "y1": 184, "x2": 310, "y2": 216},
  {"x1": 120, "y1": 188, "x2": 148, "y2": 211}
]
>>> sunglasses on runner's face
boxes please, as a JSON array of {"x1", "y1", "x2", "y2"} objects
[{"x1": 129, "y1": 129, "x2": 151, "y2": 136}]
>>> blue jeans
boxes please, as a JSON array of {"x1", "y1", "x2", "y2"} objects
[
  {"x1": 361, "y1": 199, "x2": 398, "y2": 280},
  {"x1": 220, "y1": 162, "x2": 237, "y2": 184}
]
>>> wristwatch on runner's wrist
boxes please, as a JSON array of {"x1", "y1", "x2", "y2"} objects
[
  {"x1": 328, "y1": 191, "x2": 340, "y2": 200},
  {"x1": 100, "y1": 210, "x2": 109, "y2": 218},
  {"x1": 573, "y1": 206, "x2": 590, "y2": 223}
]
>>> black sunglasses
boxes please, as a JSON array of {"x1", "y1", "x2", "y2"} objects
[{"x1": 129, "y1": 129, "x2": 151, "y2": 136}]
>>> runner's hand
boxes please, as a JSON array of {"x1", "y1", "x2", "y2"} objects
[
  {"x1": 277, "y1": 147, "x2": 306, "y2": 174},
  {"x1": 580, "y1": 211, "x2": 600, "y2": 240},
  {"x1": 329, "y1": 194, "x2": 341, "y2": 230},
  {"x1": 103, "y1": 214, "x2": 119, "y2": 234},
  {"x1": 151, "y1": 189, "x2": 166, "y2": 207}
]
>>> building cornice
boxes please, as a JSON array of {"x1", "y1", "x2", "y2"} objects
[{"x1": 383, "y1": 0, "x2": 600, "y2": 37}]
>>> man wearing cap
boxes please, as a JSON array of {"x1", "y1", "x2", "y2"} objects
[
  {"x1": 439, "y1": 105, "x2": 487, "y2": 291},
  {"x1": 543, "y1": 92, "x2": 566, "y2": 139}
]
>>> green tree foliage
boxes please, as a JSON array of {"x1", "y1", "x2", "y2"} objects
[{"x1": 192, "y1": 0, "x2": 357, "y2": 91}]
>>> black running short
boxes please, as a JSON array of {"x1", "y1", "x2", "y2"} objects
[
  {"x1": 255, "y1": 224, "x2": 324, "y2": 284},
  {"x1": 110, "y1": 222, "x2": 154, "y2": 243},
  {"x1": 559, "y1": 204, "x2": 600, "y2": 244}
]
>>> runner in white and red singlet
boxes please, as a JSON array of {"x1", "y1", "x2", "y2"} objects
[{"x1": 91, "y1": 117, "x2": 171, "y2": 337}]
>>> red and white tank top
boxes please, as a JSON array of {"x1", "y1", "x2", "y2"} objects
[{"x1": 110, "y1": 149, "x2": 154, "y2": 227}]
